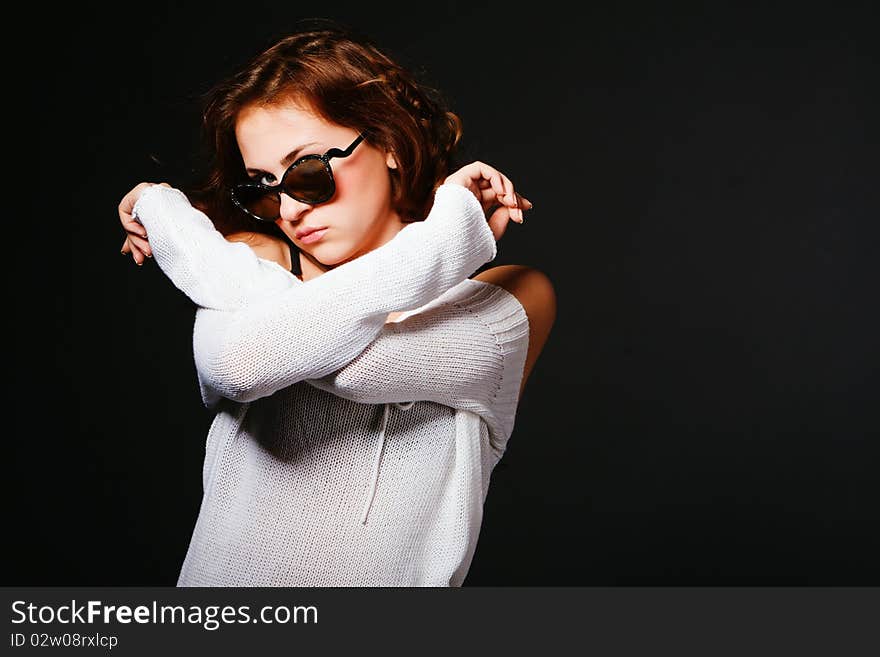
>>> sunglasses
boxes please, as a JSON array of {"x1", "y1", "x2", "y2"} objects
[{"x1": 231, "y1": 132, "x2": 366, "y2": 222}]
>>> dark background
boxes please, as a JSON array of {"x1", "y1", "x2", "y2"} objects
[{"x1": 10, "y1": 0, "x2": 878, "y2": 585}]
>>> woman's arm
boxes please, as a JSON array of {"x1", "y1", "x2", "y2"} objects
[
  {"x1": 304, "y1": 278, "x2": 531, "y2": 451},
  {"x1": 131, "y1": 186, "x2": 302, "y2": 310},
  {"x1": 131, "y1": 183, "x2": 497, "y2": 405},
  {"x1": 304, "y1": 266, "x2": 556, "y2": 449}
]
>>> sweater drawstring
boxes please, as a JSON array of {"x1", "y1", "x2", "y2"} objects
[{"x1": 361, "y1": 401, "x2": 415, "y2": 524}]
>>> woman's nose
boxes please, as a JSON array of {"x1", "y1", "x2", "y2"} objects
[{"x1": 278, "y1": 192, "x2": 312, "y2": 222}]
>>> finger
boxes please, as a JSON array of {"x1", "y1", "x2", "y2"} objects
[
  {"x1": 119, "y1": 210, "x2": 148, "y2": 239},
  {"x1": 482, "y1": 169, "x2": 513, "y2": 206},
  {"x1": 121, "y1": 235, "x2": 147, "y2": 257},
  {"x1": 126, "y1": 234, "x2": 145, "y2": 265},
  {"x1": 127, "y1": 233, "x2": 152, "y2": 258},
  {"x1": 496, "y1": 174, "x2": 524, "y2": 222},
  {"x1": 478, "y1": 185, "x2": 501, "y2": 207},
  {"x1": 475, "y1": 178, "x2": 494, "y2": 204},
  {"x1": 486, "y1": 204, "x2": 514, "y2": 240},
  {"x1": 469, "y1": 161, "x2": 507, "y2": 201},
  {"x1": 512, "y1": 192, "x2": 533, "y2": 221},
  {"x1": 129, "y1": 243, "x2": 145, "y2": 264},
  {"x1": 120, "y1": 207, "x2": 148, "y2": 239},
  {"x1": 477, "y1": 185, "x2": 528, "y2": 223},
  {"x1": 490, "y1": 171, "x2": 507, "y2": 202},
  {"x1": 500, "y1": 175, "x2": 521, "y2": 213},
  {"x1": 504, "y1": 200, "x2": 523, "y2": 224},
  {"x1": 477, "y1": 186, "x2": 505, "y2": 216},
  {"x1": 500, "y1": 174, "x2": 516, "y2": 206},
  {"x1": 479, "y1": 164, "x2": 518, "y2": 215}
]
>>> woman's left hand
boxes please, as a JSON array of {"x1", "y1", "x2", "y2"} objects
[{"x1": 118, "y1": 182, "x2": 172, "y2": 265}]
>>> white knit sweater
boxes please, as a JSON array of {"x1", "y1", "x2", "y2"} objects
[{"x1": 131, "y1": 182, "x2": 530, "y2": 586}]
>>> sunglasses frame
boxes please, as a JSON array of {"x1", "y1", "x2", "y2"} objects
[{"x1": 231, "y1": 132, "x2": 366, "y2": 222}]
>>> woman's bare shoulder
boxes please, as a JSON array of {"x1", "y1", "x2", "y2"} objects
[
  {"x1": 472, "y1": 264, "x2": 557, "y2": 398},
  {"x1": 472, "y1": 265, "x2": 556, "y2": 320},
  {"x1": 225, "y1": 231, "x2": 291, "y2": 269}
]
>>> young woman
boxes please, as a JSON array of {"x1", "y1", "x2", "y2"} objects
[{"x1": 117, "y1": 22, "x2": 556, "y2": 586}]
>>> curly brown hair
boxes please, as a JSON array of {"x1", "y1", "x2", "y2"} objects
[{"x1": 184, "y1": 19, "x2": 464, "y2": 244}]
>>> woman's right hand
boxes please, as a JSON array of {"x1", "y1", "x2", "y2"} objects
[
  {"x1": 118, "y1": 182, "x2": 172, "y2": 265},
  {"x1": 444, "y1": 161, "x2": 533, "y2": 242}
]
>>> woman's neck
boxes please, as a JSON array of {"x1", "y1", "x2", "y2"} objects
[{"x1": 298, "y1": 250, "x2": 331, "y2": 282}]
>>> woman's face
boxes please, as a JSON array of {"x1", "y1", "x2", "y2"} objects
[{"x1": 234, "y1": 99, "x2": 403, "y2": 267}]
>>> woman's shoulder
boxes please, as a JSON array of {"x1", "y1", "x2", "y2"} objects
[
  {"x1": 471, "y1": 265, "x2": 556, "y2": 397},
  {"x1": 225, "y1": 231, "x2": 291, "y2": 269},
  {"x1": 471, "y1": 265, "x2": 556, "y2": 319}
]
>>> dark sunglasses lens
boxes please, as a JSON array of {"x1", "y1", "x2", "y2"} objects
[
  {"x1": 233, "y1": 186, "x2": 280, "y2": 221},
  {"x1": 284, "y1": 158, "x2": 333, "y2": 203}
]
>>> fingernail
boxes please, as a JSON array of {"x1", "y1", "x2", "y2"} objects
[
  {"x1": 120, "y1": 250, "x2": 126, "y2": 255},
  {"x1": 137, "y1": 261, "x2": 143, "y2": 266}
]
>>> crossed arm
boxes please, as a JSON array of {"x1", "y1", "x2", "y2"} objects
[
  {"x1": 129, "y1": 184, "x2": 529, "y2": 419},
  {"x1": 238, "y1": 237, "x2": 556, "y2": 405}
]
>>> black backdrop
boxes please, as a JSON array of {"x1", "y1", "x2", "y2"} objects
[{"x1": 10, "y1": 0, "x2": 878, "y2": 585}]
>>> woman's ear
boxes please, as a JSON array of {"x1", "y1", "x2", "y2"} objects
[{"x1": 386, "y1": 152, "x2": 398, "y2": 170}]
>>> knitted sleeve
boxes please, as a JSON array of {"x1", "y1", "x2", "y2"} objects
[
  {"x1": 130, "y1": 183, "x2": 497, "y2": 405},
  {"x1": 304, "y1": 279, "x2": 530, "y2": 450}
]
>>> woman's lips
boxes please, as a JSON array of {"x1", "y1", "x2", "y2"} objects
[{"x1": 299, "y1": 228, "x2": 328, "y2": 244}]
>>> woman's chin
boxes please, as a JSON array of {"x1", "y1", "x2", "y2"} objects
[{"x1": 302, "y1": 243, "x2": 352, "y2": 268}]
